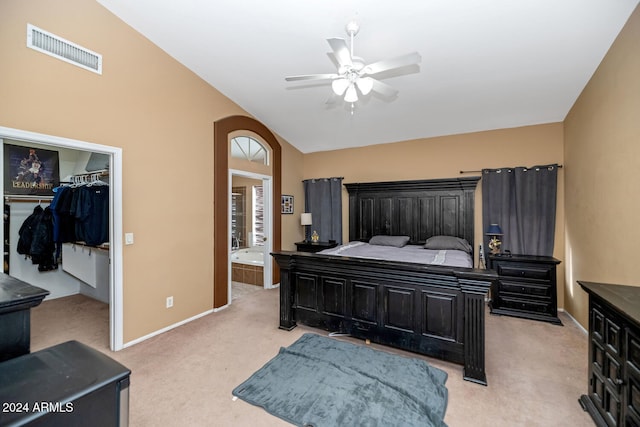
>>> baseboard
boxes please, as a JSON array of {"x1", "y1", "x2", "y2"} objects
[
  {"x1": 122, "y1": 308, "x2": 214, "y2": 349},
  {"x1": 213, "y1": 303, "x2": 229, "y2": 312},
  {"x1": 558, "y1": 308, "x2": 588, "y2": 335}
]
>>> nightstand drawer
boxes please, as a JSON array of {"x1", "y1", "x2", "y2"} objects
[
  {"x1": 494, "y1": 263, "x2": 553, "y2": 281},
  {"x1": 500, "y1": 296, "x2": 553, "y2": 315},
  {"x1": 499, "y1": 280, "x2": 552, "y2": 298}
]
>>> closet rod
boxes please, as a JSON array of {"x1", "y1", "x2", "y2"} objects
[
  {"x1": 459, "y1": 164, "x2": 563, "y2": 174},
  {"x1": 4, "y1": 195, "x2": 54, "y2": 203},
  {"x1": 71, "y1": 169, "x2": 109, "y2": 176}
]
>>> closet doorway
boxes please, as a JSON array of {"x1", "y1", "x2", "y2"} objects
[
  {"x1": 229, "y1": 170, "x2": 274, "y2": 301},
  {"x1": 0, "y1": 126, "x2": 124, "y2": 351}
]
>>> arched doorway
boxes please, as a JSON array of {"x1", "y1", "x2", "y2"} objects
[{"x1": 214, "y1": 116, "x2": 281, "y2": 308}]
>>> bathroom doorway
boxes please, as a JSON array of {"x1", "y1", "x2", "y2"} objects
[
  {"x1": 228, "y1": 169, "x2": 273, "y2": 302},
  {"x1": 213, "y1": 115, "x2": 281, "y2": 309}
]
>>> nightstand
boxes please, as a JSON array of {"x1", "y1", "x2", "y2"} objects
[
  {"x1": 294, "y1": 241, "x2": 338, "y2": 253},
  {"x1": 488, "y1": 254, "x2": 562, "y2": 325}
]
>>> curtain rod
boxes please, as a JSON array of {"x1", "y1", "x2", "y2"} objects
[
  {"x1": 303, "y1": 176, "x2": 344, "y2": 182},
  {"x1": 459, "y1": 164, "x2": 563, "y2": 174}
]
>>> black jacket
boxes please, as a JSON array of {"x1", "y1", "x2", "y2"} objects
[{"x1": 17, "y1": 205, "x2": 57, "y2": 271}]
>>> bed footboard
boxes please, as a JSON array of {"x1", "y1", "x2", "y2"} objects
[{"x1": 272, "y1": 251, "x2": 497, "y2": 385}]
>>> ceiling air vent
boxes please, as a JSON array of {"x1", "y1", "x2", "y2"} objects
[{"x1": 26, "y1": 23, "x2": 102, "y2": 74}]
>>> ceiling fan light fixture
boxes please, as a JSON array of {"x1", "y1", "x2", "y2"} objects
[
  {"x1": 344, "y1": 84, "x2": 358, "y2": 103},
  {"x1": 284, "y1": 21, "x2": 421, "y2": 107},
  {"x1": 356, "y1": 77, "x2": 374, "y2": 96},
  {"x1": 332, "y1": 78, "x2": 349, "y2": 96}
]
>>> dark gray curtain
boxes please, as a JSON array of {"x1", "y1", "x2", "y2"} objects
[
  {"x1": 482, "y1": 164, "x2": 558, "y2": 256},
  {"x1": 303, "y1": 177, "x2": 343, "y2": 244}
]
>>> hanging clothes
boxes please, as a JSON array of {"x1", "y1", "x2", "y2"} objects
[
  {"x1": 51, "y1": 175, "x2": 109, "y2": 248},
  {"x1": 74, "y1": 184, "x2": 109, "y2": 246},
  {"x1": 51, "y1": 186, "x2": 77, "y2": 243},
  {"x1": 17, "y1": 205, "x2": 43, "y2": 255},
  {"x1": 30, "y1": 206, "x2": 56, "y2": 271},
  {"x1": 16, "y1": 205, "x2": 57, "y2": 271}
]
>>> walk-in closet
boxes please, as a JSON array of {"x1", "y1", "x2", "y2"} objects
[{"x1": 2, "y1": 138, "x2": 112, "y2": 347}]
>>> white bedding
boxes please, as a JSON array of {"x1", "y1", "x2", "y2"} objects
[{"x1": 316, "y1": 241, "x2": 473, "y2": 268}]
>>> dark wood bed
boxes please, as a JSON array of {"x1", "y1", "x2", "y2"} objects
[{"x1": 271, "y1": 177, "x2": 497, "y2": 385}]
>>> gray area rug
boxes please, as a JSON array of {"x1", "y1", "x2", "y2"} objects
[{"x1": 232, "y1": 333, "x2": 448, "y2": 427}]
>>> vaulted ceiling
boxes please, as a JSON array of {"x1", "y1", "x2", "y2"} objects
[{"x1": 97, "y1": 0, "x2": 638, "y2": 153}]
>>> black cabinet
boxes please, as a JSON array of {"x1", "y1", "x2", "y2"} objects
[
  {"x1": 0, "y1": 273, "x2": 49, "y2": 362},
  {"x1": 579, "y1": 281, "x2": 640, "y2": 427},
  {"x1": 488, "y1": 254, "x2": 561, "y2": 325},
  {"x1": 0, "y1": 340, "x2": 131, "y2": 426},
  {"x1": 295, "y1": 241, "x2": 338, "y2": 253}
]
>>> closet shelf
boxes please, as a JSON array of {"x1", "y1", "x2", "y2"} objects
[{"x1": 69, "y1": 241, "x2": 109, "y2": 250}]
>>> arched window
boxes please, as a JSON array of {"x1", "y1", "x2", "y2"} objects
[{"x1": 230, "y1": 136, "x2": 268, "y2": 165}]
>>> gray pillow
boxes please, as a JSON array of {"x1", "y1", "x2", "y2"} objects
[
  {"x1": 368, "y1": 235, "x2": 410, "y2": 248},
  {"x1": 424, "y1": 235, "x2": 472, "y2": 253}
]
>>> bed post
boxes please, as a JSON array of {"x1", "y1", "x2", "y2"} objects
[
  {"x1": 272, "y1": 253, "x2": 296, "y2": 330},
  {"x1": 459, "y1": 277, "x2": 490, "y2": 386}
]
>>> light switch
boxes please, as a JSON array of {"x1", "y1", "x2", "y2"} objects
[{"x1": 125, "y1": 233, "x2": 134, "y2": 245}]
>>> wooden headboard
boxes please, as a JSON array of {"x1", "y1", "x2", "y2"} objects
[{"x1": 344, "y1": 177, "x2": 480, "y2": 248}]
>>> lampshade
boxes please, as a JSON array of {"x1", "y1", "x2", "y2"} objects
[
  {"x1": 355, "y1": 77, "x2": 373, "y2": 96},
  {"x1": 486, "y1": 224, "x2": 503, "y2": 235},
  {"x1": 344, "y1": 84, "x2": 358, "y2": 103},
  {"x1": 301, "y1": 213, "x2": 312, "y2": 226},
  {"x1": 331, "y1": 78, "x2": 349, "y2": 96}
]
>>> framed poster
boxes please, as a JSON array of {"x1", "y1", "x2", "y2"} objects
[
  {"x1": 281, "y1": 195, "x2": 294, "y2": 214},
  {"x1": 3, "y1": 144, "x2": 60, "y2": 196}
]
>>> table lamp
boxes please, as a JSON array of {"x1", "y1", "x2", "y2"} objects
[
  {"x1": 301, "y1": 213, "x2": 312, "y2": 242},
  {"x1": 486, "y1": 224, "x2": 503, "y2": 254}
]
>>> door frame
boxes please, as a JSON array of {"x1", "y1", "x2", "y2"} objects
[
  {"x1": 214, "y1": 116, "x2": 281, "y2": 308},
  {"x1": 0, "y1": 126, "x2": 124, "y2": 351}
]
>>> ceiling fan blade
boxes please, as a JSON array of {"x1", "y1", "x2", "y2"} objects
[
  {"x1": 285, "y1": 73, "x2": 339, "y2": 82},
  {"x1": 327, "y1": 38, "x2": 353, "y2": 68},
  {"x1": 363, "y1": 52, "x2": 421, "y2": 75},
  {"x1": 325, "y1": 93, "x2": 340, "y2": 105},
  {"x1": 371, "y1": 79, "x2": 399, "y2": 98}
]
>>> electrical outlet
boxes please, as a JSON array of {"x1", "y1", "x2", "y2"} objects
[{"x1": 166, "y1": 296, "x2": 173, "y2": 308}]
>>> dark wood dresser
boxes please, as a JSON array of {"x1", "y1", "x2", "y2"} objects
[
  {"x1": 488, "y1": 254, "x2": 562, "y2": 325},
  {"x1": 0, "y1": 273, "x2": 49, "y2": 362},
  {"x1": 294, "y1": 241, "x2": 338, "y2": 253},
  {"x1": 579, "y1": 281, "x2": 640, "y2": 427}
]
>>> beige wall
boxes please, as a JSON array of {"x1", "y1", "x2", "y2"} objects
[
  {"x1": 564, "y1": 6, "x2": 640, "y2": 327},
  {"x1": 280, "y1": 135, "x2": 306, "y2": 248},
  {"x1": 303, "y1": 123, "x2": 566, "y2": 307},
  {"x1": 0, "y1": 0, "x2": 302, "y2": 343}
]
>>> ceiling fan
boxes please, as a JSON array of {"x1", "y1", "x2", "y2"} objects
[{"x1": 285, "y1": 21, "x2": 421, "y2": 105}]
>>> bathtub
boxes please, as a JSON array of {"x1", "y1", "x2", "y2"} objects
[
  {"x1": 231, "y1": 248, "x2": 264, "y2": 286},
  {"x1": 230, "y1": 248, "x2": 265, "y2": 266}
]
